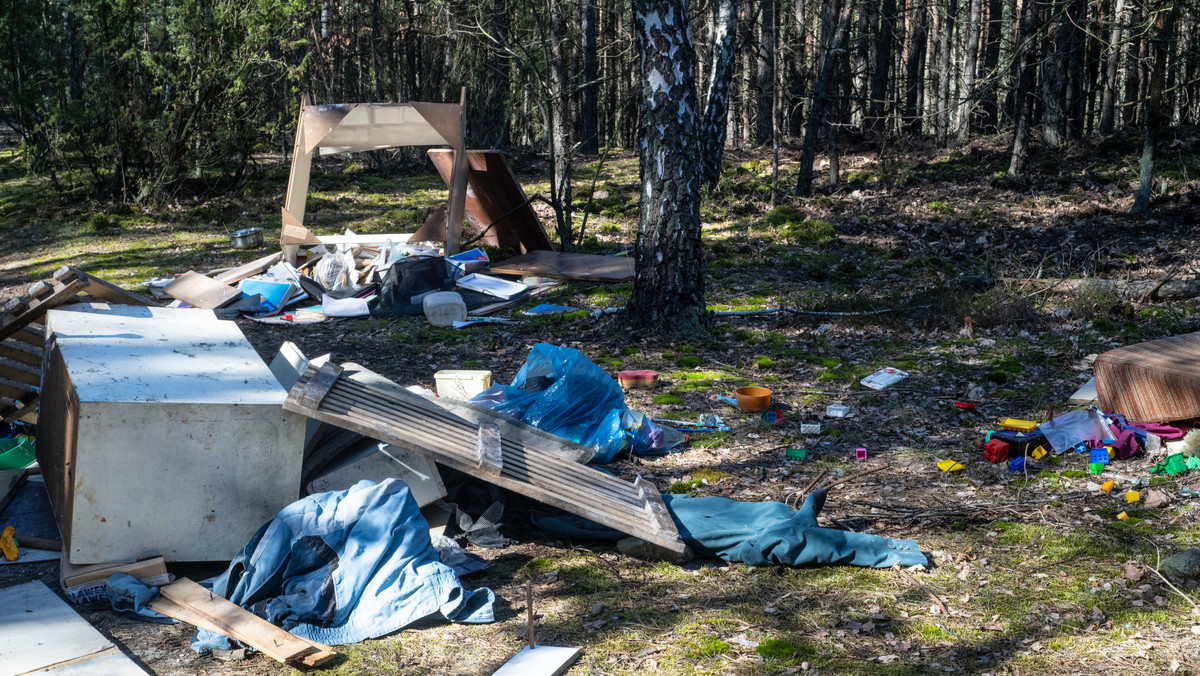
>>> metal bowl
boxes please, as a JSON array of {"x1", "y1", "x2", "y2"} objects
[{"x1": 229, "y1": 227, "x2": 264, "y2": 249}]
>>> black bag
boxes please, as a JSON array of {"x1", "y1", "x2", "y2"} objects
[{"x1": 369, "y1": 256, "x2": 452, "y2": 316}]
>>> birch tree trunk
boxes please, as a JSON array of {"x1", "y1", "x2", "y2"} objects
[
  {"x1": 700, "y1": 0, "x2": 739, "y2": 189},
  {"x1": 628, "y1": 0, "x2": 708, "y2": 335}
]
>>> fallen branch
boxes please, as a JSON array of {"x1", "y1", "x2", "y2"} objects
[
  {"x1": 823, "y1": 463, "x2": 889, "y2": 490},
  {"x1": 893, "y1": 564, "x2": 951, "y2": 617},
  {"x1": 1001, "y1": 276, "x2": 1200, "y2": 301},
  {"x1": 787, "y1": 470, "x2": 828, "y2": 508}
]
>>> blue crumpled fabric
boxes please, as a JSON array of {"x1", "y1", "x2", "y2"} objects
[
  {"x1": 533, "y1": 488, "x2": 928, "y2": 568},
  {"x1": 106, "y1": 573, "x2": 176, "y2": 624},
  {"x1": 184, "y1": 479, "x2": 494, "y2": 650},
  {"x1": 471, "y1": 343, "x2": 665, "y2": 462}
]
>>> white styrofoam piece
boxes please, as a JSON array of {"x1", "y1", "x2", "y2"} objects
[
  {"x1": 310, "y1": 443, "x2": 446, "y2": 507},
  {"x1": 491, "y1": 645, "x2": 581, "y2": 676},
  {"x1": 47, "y1": 305, "x2": 285, "y2": 405},
  {"x1": 1069, "y1": 377, "x2": 1097, "y2": 405},
  {"x1": 0, "y1": 581, "x2": 124, "y2": 676}
]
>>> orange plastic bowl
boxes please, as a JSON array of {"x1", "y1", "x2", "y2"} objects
[{"x1": 735, "y1": 386, "x2": 772, "y2": 412}]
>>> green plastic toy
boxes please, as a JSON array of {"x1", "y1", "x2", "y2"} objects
[
  {"x1": 1089, "y1": 462, "x2": 1105, "y2": 474},
  {"x1": 785, "y1": 448, "x2": 809, "y2": 461}
]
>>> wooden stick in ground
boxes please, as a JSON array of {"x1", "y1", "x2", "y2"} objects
[
  {"x1": 526, "y1": 579, "x2": 535, "y2": 649},
  {"x1": 893, "y1": 564, "x2": 950, "y2": 617},
  {"x1": 822, "y1": 463, "x2": 889, "y2": 490}
]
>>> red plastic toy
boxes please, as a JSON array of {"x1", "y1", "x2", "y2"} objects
[
  {"x1": 983, "y1": 438, "x2": 1009, "y2": 463},
  {"x1": 954, "y1": 401, "x2": 976, "y2": 410}
]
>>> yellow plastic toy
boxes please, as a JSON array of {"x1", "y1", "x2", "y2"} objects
[
  {"x1": 1126, "y1": 491, "x2": 1141, "y2": 504},
  {"x1": 0, "y1": 526, "x2": 17, "y2": 561},
  {"x1": 1031, "y1": 445, "x2": 1048, "y2": 460},
  {"x1": 1117, "y1": 511, "x2": 1129, "y2": 520},
  {"x1": 998, "y1": 418, "x2": 1038, "y2": 433},
  {"x1": 1106, "y1": 446, "x2": 1116, "y2": 461},
  {"x1": 1101, "y1": 481, "x2": 1115, "y2": 492},
  {"x1": 937, "y1": 459, "x2": 965, "y2": 472}
]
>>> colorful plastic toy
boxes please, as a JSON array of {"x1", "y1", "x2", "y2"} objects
[
  {"x1": 1101, "y1": 481, "x2": 1115, "y2": 492},
  {"x1": 1089, "y1": 449, "x2": 1110, "y2": 466},
  {"x1": 983, "y1": 439, "x2": 1009, "y2": 463},
  {"x1": 1031, "y1": 445, "x2": 1048, "y2": 460},
  {"x1": 937, "y1": 459, "x2": 965, "y2": 472},
  {"x1": 785, "y1": 448, "x2": 809, "y2": 461},
  {"x1": 855, "y1": 447, "x2": 868, "y2": 460},
  {"x1": 1126, "y1": 491, "x2": 1141, "y2": 504},
  {"x1": 999, "y1": 418, "x2": 1038, "y2": 433},
  {"x1": 1089, "y1": 462, "x2": 1105, "y2": 474},
  {"x1": 954, "y1": 401, "x2": 976, "y2": 410},
  {"x1": 1117, "y1": 511, "x2": 1129, "y2": 520},
  {"x1": 1008, "y1": 457, "x2": 1027, "y2": 472},
  {"x1": 0, "y1": 526, "x2": 16, "y2": 562},
  {"x1": 1073, "y1": 441, "x2": 1089, "y2": 454}
]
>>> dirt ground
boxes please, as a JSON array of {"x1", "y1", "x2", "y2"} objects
[{"x1": 3, "y1": 131, "x2": 1200, "y2": 674}]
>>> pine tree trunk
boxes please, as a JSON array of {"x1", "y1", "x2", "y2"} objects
[
  {"x1": 756, "y1": 0, "x2": 776, "y2": 145},
  {"x1": 700, "y1": 0, "x2": 739, "y2": 189},
  {"x1": 1008, "y1": 0, "x2": 1038, "y2": 176},
  {"x1": 579, "y1": 0, "x2": 599, "y2": 153},
  {"x1": 1064, "y1": 0, "x2": 1086, "y2": 138},
  {"x1": 853, "y1": 0, "x2": 875, "y2": 128},
  {"x1": 1041, "y1": 0, "x2": 1068, "y2": 148},
  {"x1": 935, "y1": 0, "x2": 957, "y2": 146},
  {"x1": 548, "y1": 0, "x2": 574, "y2": 247},
  {"x1": 980, "y1": 0, "x2": 1002, "y2": 131},
  {"x1": 954, "y1": 0, "x2": 982, "y2": 141},
  {"x1": 903, "y1": 0, "x2": 928, "y2": 134},
  {"x1": 870, "y1": 0, "x2": 897, "y2": 134},
  {"x1": 628, "y1": 0, "x2": 708, "y2": 335},
  {"x1": 1131, "y1": 0, "x2": 1178, "y2": 213},
  {"x1": 797, "y1": 0, "x2": 854, "y2": 195}
]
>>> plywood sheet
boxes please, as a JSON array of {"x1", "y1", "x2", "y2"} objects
[
  {"x1": 163, "y1": 271, "x2": 243, "y2": 309},
  {"x1": 0, "y1": 581, "x2": 131, "y2": 676},
  {"x1": 489, "y1": 250, "x2": 634, "y2": 283}
]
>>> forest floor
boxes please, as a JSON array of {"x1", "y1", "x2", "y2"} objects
[{"x1": 2, "y1": 128, "x2": 1200, "y2": 675}]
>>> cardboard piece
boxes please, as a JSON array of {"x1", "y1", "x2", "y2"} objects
[
  {"x1": 163, "y1": 271, "x2": 243, "y2": 309},
  {"x1": 60, "y1": 554, "x2": 170, "y2": 604}
]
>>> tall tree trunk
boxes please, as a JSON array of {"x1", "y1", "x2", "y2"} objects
[
  {"x1": 797, "y1": 0, "x2": 855, "y2": 195},
  {"x1": 579, "y1": 0, "x2": 599, "y2": 153},
  {"x1": 700, "y1": 0, "x2": 739, "y2": 188},
  {"x1": 756, "y1": 0, "x2": 776, "y2": 144},
  {"x1": 547, "y1": 0, "x2": 574, "y2": 248},
  {"x1": 1008, "y1": 0, "x2": 1038, "y2": 175},
  {"x1": 853, "y1": 0, "x2": 875, "y2": 128},
  {"x1": 980, "y1": 0, "x2": 1002, "y2": 131},
  {"x1": 1131, "y1": 0, "x2": 1178, "y2": 213},
  {"x1": 1063, "y1": 0, "x2": 1086, "y2": 138},
  {"x1": 903, "y1": 0, "x2": 928, "y2": 134},
  {"x1": 1041, "y1": 0, "x2": 1069, "y2": 147},
  {"x1": 1099, "y1": 0, "x2": 1127, "y2": 133},
  {"x1": 628, "y1": 0, "x2": 707, "y2": 335},
  {"x1": 1124, "y1": 0, "x2": 1144, "y2": 128},
  {"x1": 870, "y1": 0, "x2": 898, "y2": 134},
  {"x1": 954, "y1": 0, "x2": 982, "y2": 141},
  {"x1": 787, "y1": 0, "x2": 809, "y2": 136},
  {"x1": 935, "y1": 0, "x2": 957, "y2": 145}
]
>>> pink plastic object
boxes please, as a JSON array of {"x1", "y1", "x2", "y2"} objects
[{"x1": 856, "y1": 447, "x2": 867, "y2": 460}]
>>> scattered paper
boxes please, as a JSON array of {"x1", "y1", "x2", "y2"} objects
[
  {"x1": 322, "y1": 295, "x2": 373, "y2": 317},
  {"x1": 860, "y1": 367, "x2": 910, "y2": 390}
]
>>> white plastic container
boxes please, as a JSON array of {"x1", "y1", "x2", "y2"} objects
[
  {"x1": 826, "y1": 404, "x2": 850, "y2": 418},
  {"x1": 434, "y1": 369, "x2": 493, "y2": 400},
  {"x1": 423, "y1": 291, "x2": 467, "y2": 327}
]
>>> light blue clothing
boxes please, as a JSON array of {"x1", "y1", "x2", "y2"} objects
[{"x1": 191, "y1": 479, "x2": 493, "y2": 650}]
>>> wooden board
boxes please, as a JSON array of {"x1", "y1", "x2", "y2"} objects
[
  {"x1": 491, "y1": 646, "x2": 581, "y2": 676},
  {"x1": 0, "y1": 277, "x2": 87, "y2": 342},
  {"x1": 424, "y1": 149, "x2": 554, "y2": 253},
  {"x1": 154, "y1": 578, "x2": 336, "y2": 667},
  {"x1": 285, "y1": 364, "x2": 685, "y2": 553},
  {"x1": 212, "y1": 251, "x2": 283, "y2": 285},
  {"x1": 489, "y1": 250, "x2": 634, "y2": 283},
  {"x1": 0, "y1": 581, "x2": 146, "y2": 676},
  {"x1": 163, "y1": 271, "x2": 243, "y2": 309}
]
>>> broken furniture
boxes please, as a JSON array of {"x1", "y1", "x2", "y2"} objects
[
  {"x1": 413, "y1": 149, "x2": 555, "y2": 254},
  {"x1": 1095, "y1": 331, "x2": 1200, "y2": 421},
  {"x1": 0, "y1": 580, "x2": 148, "y2": 675},
  {"x1": 37, "y1": 304, "x2": 305, "y2": 563},
  {"x1": 280, "y1": 91, "x2": 469, "y2": 260},
  {"x1": 285, "y1": 363, "x2": 685, "y2": 554},
  {"x1": 0, "y1": 265, "x2": 156, "y2": 423},
  {"x1": 488, "y1": 250, "x2": 634, "y2": 283}
]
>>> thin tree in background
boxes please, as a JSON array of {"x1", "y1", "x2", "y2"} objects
[
  {"x1": 1007, "y1": 0, "x2": 1038, "y2": 176},
  {"x1": 954, "y1": 0, "x2": 983, "y2": 141},
  {"x1": 699, "y1": 0, "x2": 740, "y2": 189},
  {"x1": 1131, "y1": 0, "x2": 1180, "y2": 213}
]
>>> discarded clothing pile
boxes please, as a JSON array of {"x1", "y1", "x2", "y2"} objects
[
  {"x1": 472, "y1": 343, "x2": 667, "y2": 463},
  {"x1": 534, "y1": 488, "x2": 928, "y2": 568},
  {"x1": 109, "y1": 479, "x2": 494, "y2": 649}
]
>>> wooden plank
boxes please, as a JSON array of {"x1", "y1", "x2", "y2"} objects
[
  {"x1": 0, "y1": 375, "x2": 35, "y2": 401},
  {"x1": 294, "y1": 362, "x2": 344, "y2": 410},
  {"x1": 0, "y1": 342, "x2": 40, "y2": 368},
  {"x1": 491, "y1": 646, "x2": 581, "y2": 676},
  {"x1": 489, "y1": 250, "x2": 634, "y2": 283},
  {"x1": 1, "y1": 397, "x2": 36, "y2": 424},
  {"x1": 163, "y1": 271, "x2": 243, "y2": 309},
  {"x1": 213, "y1": 252, "x2": 284, "y2": 286},
  {"x1": 156, "y1": 578, "x2": 336, "y2": 667},
  {"x1": 9, "y1": 326, "x2": 44, "y2": 349},
  {"x1": 67, "y1": 267, "x2": 157, "y2": 307},
  {"x1": 0, "y1": 358, "x2": 41, "y2": 386},
  {"x1": 0, "y1": 278, "x2": 87, "y2": 342},
  {"x1": 285, "y1": 366, "x2": 686, "y2": 553}
]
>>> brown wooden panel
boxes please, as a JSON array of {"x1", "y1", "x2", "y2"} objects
[{"x1": 489, "y1": 250, "x2": 634, "y2": 283}]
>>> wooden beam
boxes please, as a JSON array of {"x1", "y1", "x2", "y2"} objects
[
  {"x1": 0, "y1": 357, "x2": 41, "y2": 386},
  {"x1": 0, "y1": 341, "x2": 42, "y2": 368},
  {"x1": 294, "y1": 362, "x2": 343, "y2": 410},
  {"x1": 64, "y1": 266, "x2": 158, "y2": 306},
  {"x1": 154, "y1": 578, "x2": 336, "y2": 667},
  {"x1": 213, "y1": 252, "x2": 284, "y2": 286},
  {"x1": 284, "y1": 366, "x2": 685, "y2": 553},
  {"x1": 0, "y1": 276, "x2": 87, "y2": 342}
]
